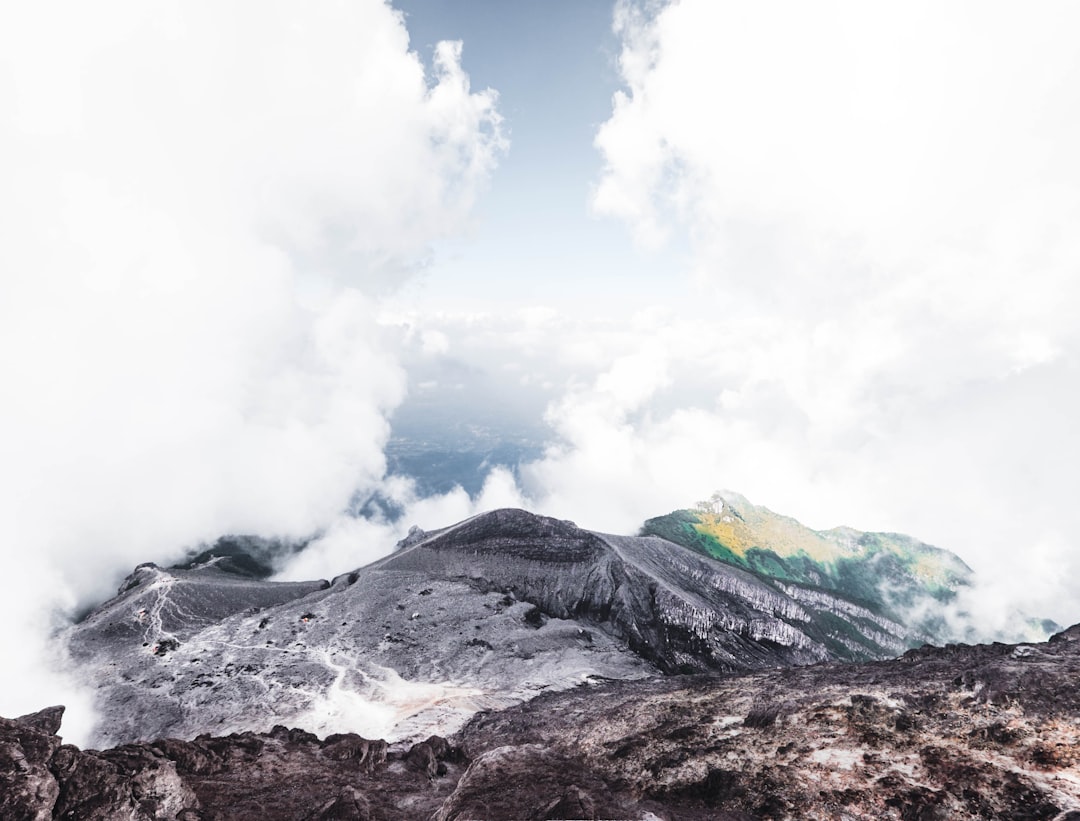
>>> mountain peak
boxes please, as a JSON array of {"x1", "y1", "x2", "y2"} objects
[
  {"x1": 643, "y1": 492, "x2": 973, "y2": 632},
  {"x1": 67, "y1": 505, "x2": 927, "y2": 748}
]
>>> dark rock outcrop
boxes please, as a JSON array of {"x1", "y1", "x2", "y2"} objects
[
  {"x1": 1, "y1": 708, "x2": 64, "y2": 821},
  {"x1": 0, "y1": 711, "x2": 463, "y2": 821},
  {"x1": 8, "y1": 624, "x2": 1080, "y2": 819},
  {"x1": 0, "y1": 706, "x2": 197, "y2": 821}
]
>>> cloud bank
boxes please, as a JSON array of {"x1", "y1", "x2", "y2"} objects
[
  {"x1": 0, "y1": 1, "x2": 502, "y2": 740},
  {"x1": 501, "y1": 1, "x2": 1080, "y2": 634}
]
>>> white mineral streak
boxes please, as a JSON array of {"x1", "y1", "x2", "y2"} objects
[{"x1": 777, "y1": 583, "x2": 912, "y2": 636}]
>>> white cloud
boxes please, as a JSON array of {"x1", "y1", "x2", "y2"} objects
[
  {"x1": 420, "y1": 329, "x2": 451, "y2": 355},
  {"x1": 513, "y1": 1, "x2": 1080, "y2": 629},
  {"x1": 261, "y1": 0, "x2": 1080, "y2": 640},
  {"x1": 0, "y1": 0, "x2": 502, "y2": 739},
  {"x1": 276, "y1": 467, "x2": 526, "y2": 583},
  {"x1": 595, "y1": 0, "x2": 1080, "y2": 353}
]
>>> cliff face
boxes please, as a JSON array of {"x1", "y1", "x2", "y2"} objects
[
  {"x1": 7, "y1": 625, "x2": 1080, "y2": 820},
  {"x1": 68, "y1": 509, "x2": 922, "y2": 748}
]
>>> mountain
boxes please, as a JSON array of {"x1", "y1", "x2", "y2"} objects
[
  {"x1": 14, "y1": 502, "x2": 1078, "y2": 819},
  {"x1": 8, "y1": 624, "x2": 1080, "y2": 819},
  {"x1": 69, "y1": 507, "x2": 932, "y2": 749},
  {"x1": 642, "y1": 491, "x2": 973, "y2": 634}
]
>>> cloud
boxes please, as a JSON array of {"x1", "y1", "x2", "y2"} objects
[
  {"x1": 275, "y1": 468, "x2": 526, "y2": 583},
  {"x1": 507, "y1": 1, "x2": 1080, "y2": 630},
  {"x1": 594, "y1": 0, "x2": 1080, "y2": 356},
  {"x1": 0, "y1": 0, "x2": 502, "y2": 740},
  {"x1": 597, "y1": 2, "x2": 1080, "y2": 289}
]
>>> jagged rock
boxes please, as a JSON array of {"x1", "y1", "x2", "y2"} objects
[
  {"x1": 15, "y1": 705, "x2": 65, "y2": 735},
  {"x1": 0, "y1": 706, "x2": 197, "y2": 821},
  {"x1": 1051, "y1": 623, "x2": 1080, "y2": 643},
  {"x1": 306, "y1": 786, "x2": 372, "y2": 821},
  {"x1": 0, "y1": 713, "x2": 62, "y2": 821},
  {"x1": 406, "y1": 735, "x2": 457, "y2": 779},
  {"x1": 540, "y1": 785, "x2": 597, "y2": 820},
  {"x1": 406, "y1": 739, "x2": 438, "y2": 778},
  {"x1": 321, "y1": 733, "x2": 386, "y2": 772},
  {"x1": 431, "y1": 745, "x2": 618, "y2": 821},
  {"x1": 51, "y1": 743, "x2": 195, "y2": 820},
  {"x1": 5, "y1": 622, "x2": 1080, "y2": 819}
]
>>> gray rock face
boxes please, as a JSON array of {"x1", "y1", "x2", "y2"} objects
[{"x1": 69, "y1": 509, "x2": 920, "y2": 748}]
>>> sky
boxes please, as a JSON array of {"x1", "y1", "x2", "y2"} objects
[
  {"x1": 393, "y1": 0, "x2": 680, "y2": 309},
  {"x1": 1, "y1": 0, "x2": 1079, "y2": 741}
]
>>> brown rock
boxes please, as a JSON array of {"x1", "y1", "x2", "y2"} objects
[
  {"x1": 0, "y1": 711, "x2": 63, "y2": 821},
  {"x1": 306, "y1": 786, "x2": 372, "y2": 820},
  {"x1": 2, "y1": 622, "x2": 1079, "y2": 820}
]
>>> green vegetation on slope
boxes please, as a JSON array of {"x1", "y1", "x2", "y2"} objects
[{"x1": 641, "y1": 492, "x2": 973, "y2": 623}]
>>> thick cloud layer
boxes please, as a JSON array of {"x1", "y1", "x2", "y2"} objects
[
  {"x1": 0, "y1": 1, "x2": 502, "y2": 740},
  {"x1": 508, "y1": 1, "x2": 1080, "y2": 634}
]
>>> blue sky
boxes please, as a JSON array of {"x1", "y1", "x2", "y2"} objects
[{"x1": 393, "y1": 0, "x2": 679, "y2": 309}]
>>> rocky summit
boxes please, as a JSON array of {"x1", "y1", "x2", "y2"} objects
[
  {"x1": 69, "y1": 508, "x2": 933, "y2": 748},
  {"x1": 4, "y1": 625, "x2": 1080, "y2": 819}
]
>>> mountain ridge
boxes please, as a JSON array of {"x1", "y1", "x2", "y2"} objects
[
  {"x1": 642, "y1": 492, "x2": 977, "y2": 628},
  {"x1": 12, "y1": 499, "x2": 1075, "y2": 819},
  {"x1": 68, "y1": 507, "x2": 930, "y2": 749}
]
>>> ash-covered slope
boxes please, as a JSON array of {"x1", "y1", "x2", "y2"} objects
[
  {"x1": 70, "y1": 509, "x2": 926, "y2": 748},
  {"x1": 10, "y1": 625, "x2": 1080, "y2": 820},
  {"x1": 381, "y1": 508, "x2": 921, "y2": 668},
  {"x1": 74, "y1": 561, "x2": 327, "y2": 657}
]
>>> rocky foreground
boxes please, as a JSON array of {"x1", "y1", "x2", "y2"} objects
[{"x1": 4, "y1": 624, "x2": 1080, "y2": 820}]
